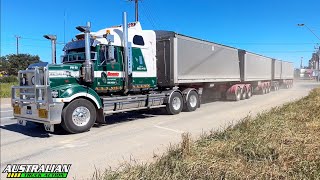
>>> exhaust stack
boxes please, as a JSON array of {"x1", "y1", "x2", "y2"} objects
[
  {"x1": 122, "y1": 12, "x2": 132, "y2": 93},
  {"x1": 76, "y1": 22, "x2": 94, "y2": 83}
]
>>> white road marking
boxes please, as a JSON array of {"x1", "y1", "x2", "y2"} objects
[
  {"x1": 0, "y1": 110, "x2": 13, "y2": 113},
  {"x1": 0, "y1": 104, "x2": 11, "y2": 107},
  {"x1": 154, "y1": 125, "x2": 184, "y2": 133},
  {"x1": 0, "y1": 116, "x2": 14, "y2": 120}
]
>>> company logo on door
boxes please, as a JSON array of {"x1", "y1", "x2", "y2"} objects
[{"x1": 107, "y1": 71, "x2": 120, "y2": 77}]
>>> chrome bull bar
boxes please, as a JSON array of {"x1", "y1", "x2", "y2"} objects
[{"x1": 11, "y1": 66, "x2": 63, "y2": 130}]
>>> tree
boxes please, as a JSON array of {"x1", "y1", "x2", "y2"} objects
[
  {"x1": 1, "y1": 54, "x2": 41, "y2": 75},
  {"x1": 0, "y1": 56, "x2": 9, "y2": 72}
]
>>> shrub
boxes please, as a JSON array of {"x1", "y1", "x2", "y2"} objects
[{"x1": 0, "y1": 75, "x2": 18, "y2": 83}]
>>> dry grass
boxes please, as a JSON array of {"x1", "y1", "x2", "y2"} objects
[
  {"x1": 0, "y1": 82, "x2": 18, "y2": 98},
  {"x1": 99, "y1": 88, "x2": 320, "y2": 180}
]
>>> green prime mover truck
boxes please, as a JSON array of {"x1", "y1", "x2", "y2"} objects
[{"x1": 11, "y1": 12, "x2": 294, "y2": 133}]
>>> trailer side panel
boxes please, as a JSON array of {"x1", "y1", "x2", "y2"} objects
[
  {"x1": 155, "y1": 31, "x2": 241, "y2": 86},
  {"x1": 241, "y1": 52, "x2": 272, "y2": 81},
  {"x1": 273, "y1": 59, "x2": 282, "y2": 80},
  {"x1": 175, "y1": 35, "x2": 240, "y2": 84},
  {"x1": 281, "y1": 61, "x2": 294, "y2": 79}
]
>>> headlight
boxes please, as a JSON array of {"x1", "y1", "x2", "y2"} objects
[{"x1": 51, "y1": 90, "x2": 58, "y2": 98}]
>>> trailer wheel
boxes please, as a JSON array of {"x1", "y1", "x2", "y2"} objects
[
  {"x1": 262, "y1": 86, "x2": 267, "y2": 94},
  {"x1": 184, "y1": 91, "x2": 199, "y2": 112},
  {"x1": 61, "y1": 99, "x2": 96, "y2": 134},
  {"x1": 267, "y1": 85, "x2": 271, "y2": 93},
  {"x1": 247, "y1": 87, "x2": 252, "y2": 99},
  {"x1": 166, "y1": 92, "x2": 183, "y2": 115},
  {"x1": 235, "y1": 87, "x2": 241, "y2": 101},
  {"x1": 241, "y1": 87, "x2": 247, "y2": 100}
]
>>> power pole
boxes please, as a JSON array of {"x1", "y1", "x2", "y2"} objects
[
  {"x1": 15, "y1": 35, "x2": 21, "y2": 55},
  {"x1": 300, "y1": 57, "x2": 303, "y2": 69},
  {"x1": 129, "y1": 0, "x2": 140, "y2": 21}
]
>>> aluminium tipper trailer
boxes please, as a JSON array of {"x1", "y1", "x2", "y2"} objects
[
  {"x1": 155, "y1": 31, "x2": 241, "y2": 87},
  {"x1": 239, "y1": 51, "x2": 273, "y2": 82},
  {"x1": 155, "y1": 31, "x2": 271, "y2": 101},
  {"x1": 281, "y1": 61, "x2": 294, "y2": 80},
  {"x1": 272, "y1": 59, "x2": 282, "y2": 80}
]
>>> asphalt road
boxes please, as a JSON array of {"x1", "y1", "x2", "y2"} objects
[{"x1": 1, "y1": 80, "x2": 319, "y2": 179}]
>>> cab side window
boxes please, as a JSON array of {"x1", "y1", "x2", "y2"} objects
[
  {"x1": 111, "y1": 47, "x2": 118, "y2": 62},
  {"x1": 133, "y1": 35, "x2": 145, "y2": 46},
  {"x1": 99, "y1": 45, "x2": 107, "y2": 63},
  {"x1": 99, "y1": 45, "x2": 118, "y2": 63}
]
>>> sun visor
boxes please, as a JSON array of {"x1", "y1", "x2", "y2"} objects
[{"x1": 63, "y1": 39, "x2": 100, "y2": 51}]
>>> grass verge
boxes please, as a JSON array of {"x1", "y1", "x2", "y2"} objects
[
  {"x1": 100, "y1": 88, "x2": 320, "y2": 180},
  {"x1": 0, "y1": 82, "x2": 18, "y2": 98}
]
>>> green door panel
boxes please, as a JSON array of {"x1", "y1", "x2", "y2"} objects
[{"x1": 132, "y1": 48, "x2": 147, "y2": 72}]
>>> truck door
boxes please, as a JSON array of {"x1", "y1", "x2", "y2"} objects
[{"x1": 97, "y1": 45, "x2": 123, "y2": 91}]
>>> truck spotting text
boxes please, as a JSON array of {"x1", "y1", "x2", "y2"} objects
[{"x1": 11, "y1": 12, "x2": 294, "y2": 133}]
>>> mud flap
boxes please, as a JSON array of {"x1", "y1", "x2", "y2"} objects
[{"x1": 95, "y1": 108, "x2": 106, "y2": 124}]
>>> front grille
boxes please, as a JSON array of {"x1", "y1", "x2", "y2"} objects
[{"x1": 12, "y1": 66, "x2": 51, "y2": 107}]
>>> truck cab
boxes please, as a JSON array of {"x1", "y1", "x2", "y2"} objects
[{"x1": 11, "y1": 16, "x2": 171, "y2": 133}]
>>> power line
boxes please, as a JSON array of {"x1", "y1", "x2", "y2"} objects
[
  {"x1": 223, "y1": 42, "x2": 318, "y2": 45},
  {"x1": 140, "y1": 2, "x2": 156, "y2": 29},
  {"x1": 257, "y1": 50, "x2": 315, "y2": 53},
  {"x1": 145, "y1": 1, "x2": 161, "y2": 28},
  {"x1": 20, "y1": 37, "x2": 47, "y2": 42}
]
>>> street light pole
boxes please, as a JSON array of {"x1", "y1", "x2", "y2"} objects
[
  {"x1": 298, "y1": 23, "x2": 320, "y2": 81},
  {"x1": 297, "y1": 24, "x2": 320, "y2": 41}
]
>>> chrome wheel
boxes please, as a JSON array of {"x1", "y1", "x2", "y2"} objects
[
  {"x1": 172, "y1": 96, "x2": 182, "y2": 111},
  {"x1": 72, "y1": 106, "x2": 91, "y2": 127},
  {"x1": 189, "y1": 94, "x2": 197, "y2": 108}
]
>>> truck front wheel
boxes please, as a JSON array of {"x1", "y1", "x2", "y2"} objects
[
  {"x1": 61, "y1": 99, "x2": 96, "y2": 134},
  {"x1": 166, "y1": 92, "x2": 183, "y2": 115}
]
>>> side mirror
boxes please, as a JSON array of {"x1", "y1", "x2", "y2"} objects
[
  {"x1": 108, "y1": 45, "x2": 115, "y2": 60},
  {"x1": 105, "y1": 34, "x2": 114, "y2": 43}
]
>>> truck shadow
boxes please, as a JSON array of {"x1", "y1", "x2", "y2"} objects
[
  {"x1": 0, "y1": 108, "x2": 168, "y2": 137},
  {"x1": 93, "y1": 108, "x2": 167, "y2": 128},
  {"x1": 1, "y1": 95, "x2": 247, "y2": 137},
  {"x1": 0, "y1": 123, "x2": 51, "y2": 138}
]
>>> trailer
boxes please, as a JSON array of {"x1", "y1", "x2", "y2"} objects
[
  {"x1": 155, "y1": 31, "x2": 241, "y2": 86},
  {"x1": 11, "y1": 12, "x2": 294, "y2": 134}
]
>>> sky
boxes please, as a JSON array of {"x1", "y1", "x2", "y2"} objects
[{"x1": 1, "y1": 0, "x2": 319, "y2": 68}]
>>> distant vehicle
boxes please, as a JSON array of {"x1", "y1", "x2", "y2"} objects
[
  {"x1": 298, "y1": 68, "x2": 313, "y2": 79},
  {"x1": 11, "y1": 12, "x2": 294, "y2": 133}
]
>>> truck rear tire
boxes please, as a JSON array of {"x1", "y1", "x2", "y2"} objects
[
  {"x1": 61, "y1": 99, "x2": 96, "y2": 134},
  {"x1": 247, "y1": 87, "x2": 252, "y2": 99},
  {"x1": 235, "y1": 87, "x2": 241, "y2": 101},
  {"x1": 184, "y1": 90, "x2": 199, "y2": 112},
  {"x1": 241, "y1": 87, "x2": 247, "y2": 100},
  {"x1": 166, "y1": 92, "x2": 183, "y2": 115},
  {"x1": 262, "y1": 86, "x2": 267, "y2": 94}
]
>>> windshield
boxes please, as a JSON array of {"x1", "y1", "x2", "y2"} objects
[{"x1": 62, "y1": 48, "x2": 97, "y2": 63}]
